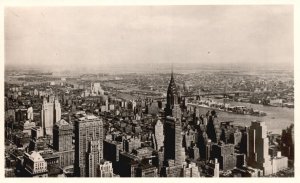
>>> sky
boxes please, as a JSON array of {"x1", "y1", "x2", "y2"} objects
[{"x1": 4, "y1": 6, "x2": 294, "y2": 70}]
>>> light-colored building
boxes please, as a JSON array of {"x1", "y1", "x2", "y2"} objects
[
  {"x1": 91, "y1": 82, "x2": 104, "y2": 95},
  {"x1": 98, "y1": 161, "x2": 114, "y2": 177},
  {"x1": 154, "y1": 119, "x2": 164, "y2": 151},
  {"x1": 269, "y1": 99, "x2": 283, "y2": 107},
  {"x1": 23, "y1": 151, "x2": 48, "y2": 177},
  {"x1": 183, "y1": 162, "x2": 200, "y2": 177},
  {"x1": 41, "y1": 96, "x2": 61, "y2": 135},
  {"x1": 22, "y1": 120, "x2": 36, "y2": 136},
  {"x1": 271, "y1": 152, "x2": 288, "y2": 174},
  {"x1": 54, "y1": 99, "x2": 61, "y2": 123},
  {"x1": 27, "y1": 107, "x2": 34, "y2": 121}
]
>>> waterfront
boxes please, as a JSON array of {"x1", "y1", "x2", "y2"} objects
[{"x1": 213, "y1": 99, "x2": 294, "y2": 134}]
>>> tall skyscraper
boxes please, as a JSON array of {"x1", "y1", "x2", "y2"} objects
[
  {"x1": 165, "y1": 68, "x2": 180, "y2": 117},
  {"x1": 53, "y1": 119, "x2": 74, "y2": 168},
  {"x1": 41, "y1": 96, "x2": 61, "y2": 135},
  {"x1": 74, "y1": 114, "x2": 103, "y2": 177},
  {"x1": 164, "y1": 70, "x2": 183, "y2": 166},
  {"x1": 248, "y1": 120, "x2": 272, "y2": 176},
  {"x1": 154, "y1": 119, "x2": 164, "y2": 151},
  {"x1": 87, "y1": 140, "x2": 101, "y2": 177},
  {"x1": 54, "y1": 99, "x2": 61, "y2": 124}
]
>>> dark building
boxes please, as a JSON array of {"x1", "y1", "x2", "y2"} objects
[
  {"x1": 188, "y1": 145, "x2": 200, "y2": 161},
  {"x1": 206, "y1": 114, "x2": 221, "y2": 143},
  {"x1": 281, "y1": 124, "x2": 294, "y2": 160},
  {"x1": 164, "y1": 69, "x2": 180, "y2": 117},
  {"x1": 103, "y1": 140, "x2": 122, "y2": 174},
  {"x1": 164, "y1": 115, "x2": 183, "y2": 165},
  {"x1": 53, "y1": 119, "x2": 74, "y2": 168},
  {"x1": 164, "y1": 70, "x2": 183, "y2": 166},
  {"x1": 240, "y1": 127, "x2": 249, "y2": 157},
  {"x1": 136, "y1": 163, "x2": 158, "y2": 177},
  {"x1": 211, "y1": 142, "x2": 236, "y2": 171},
  {"x1": 118, "y1": 152, "x2": 139, "y2": 177},
  {"x1": 160, "y1": 160, "x2": 183, "y2": 177},
  {"x1": 15, "y1": 108, "x2": 27, "y2": 123},
  {"x1": 40, "y1": 150, "x2": 61, "y2": 177}
]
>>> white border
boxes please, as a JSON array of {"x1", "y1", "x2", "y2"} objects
[{"x1": 0, "y1": 0, "x2": 298, "y2": 182}]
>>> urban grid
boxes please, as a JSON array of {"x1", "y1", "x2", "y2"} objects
[{"x1": 4, "y1": 6, "x2": 294, "y2": 178}]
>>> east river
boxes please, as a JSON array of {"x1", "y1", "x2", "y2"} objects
[{"x1": 202, "y1": 99, "x2": 294, "y2": 134}]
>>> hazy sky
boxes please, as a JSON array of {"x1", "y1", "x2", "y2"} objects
[{"x1": 5, "y1": 6, "x2": 293, "y2": 69}]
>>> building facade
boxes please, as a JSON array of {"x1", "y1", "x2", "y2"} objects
[
  {"x1": 23, "y1": 151, "x2": 48, "y2": 177},
  {"x1": 248, "y1": 121, "x2": 272, "y2": 176},
  {"x1": 53, "y1": 119, "x2": 74, "y2": 168},
  {"x1": 154, "y1": 119, "x2": 164, "y2": 151},
  {"x1": 74, "y1": 114, "x2": 103, "y2": 177},
  {"x1": 41, "y1": 96, "x2": 61, "y2": 135}
]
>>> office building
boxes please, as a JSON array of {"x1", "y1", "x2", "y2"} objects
[
  {"x1": 211, "y1": 142, "x2": 236, "y2": 171},
  {"x1": 23, "y1": 151, "x2": 48, "y2": 177},
  {"x1": 27, "y1": 106, "x2": 34, "y2": 121},
  {"x1": 98, "y1": 161, "x2": 114, "y2": 177},
  {"x1": 248, "y1": 121, "x2": 272, "y2": 176},
  {"x1": 53, "y1": 119, "x2": 74, "y2": 168},
  {"x1": 183, "y1": 162, "x2": 200, "y2": 177},
  {"x1": 154, "y1": 119, "x2": 164, "y2": 151},
  {"x1": 41, "y1": 96, "x2": 61, "y2": 135},
  {"x1": 74, "y1": 114, "x2": 103, "y2": 177}
]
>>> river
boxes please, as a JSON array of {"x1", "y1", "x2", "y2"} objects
[{"x1": 200, "y1": 99, "x2": 294, "y2": 134}]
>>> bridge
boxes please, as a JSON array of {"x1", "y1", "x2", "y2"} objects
[
  {"x1": 184, "y1": 91, "x2": 251, "y2": 97},
  {"x1": 152, "y1": 90, "x2": 259, "y2": 100}
]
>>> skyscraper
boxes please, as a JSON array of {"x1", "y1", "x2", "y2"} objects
[
  {"x1": 54, "y1": 99, "x2": 61, "y2": 124},
  {"x1": 165, "y1": 68, "x2": 180, "y2": 117},
  {"x1": 41, "y1": 96, "x2": 61, "y2": 135},
  {"x1": 154, "y1": 119, "x2": 164, "y2": 151},
  {"x1": 74, "y1": 114, "x2": 103, "y2": 177},
  {"x1": 164, "y1": 70, "x2": 183, "y2": 166},
  {"x1": 53, "y1": 119, "x2": 74, "y2": 168},
  {"x1": 248, "y1": 120, "x2": 272, "y2": 176},
  {"x1": 87, "y1": 140, "x2": 101, "y2": 177}
]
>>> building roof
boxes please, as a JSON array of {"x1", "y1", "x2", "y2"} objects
[
  {"x1": 27, "y1": 151, "x2": 45, "y2": 162},
  {"x1": 167, "y1": 71, "x2": 178, "y2": 97},
  {"x1": 55, "y1": 119, "x2": 70, "y2": 127}
]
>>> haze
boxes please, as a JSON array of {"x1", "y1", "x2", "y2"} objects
[{"x1": 5, "y1": 6, "x2": 294, "y2": 70}]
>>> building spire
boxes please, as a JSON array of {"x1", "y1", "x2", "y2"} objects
[{"x1": 171, "y1": 63, "x2": 174, "y2": 79}]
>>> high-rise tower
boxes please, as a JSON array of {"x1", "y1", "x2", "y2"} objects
[
  {"x1": 165, "y1": 67, "x2": 180, "y2": 117},
  {"x1": 41, "y1": 96, "x2": 61, "y2": 136},
  {"x1": 74, "y1": 114, "x2": 104, "y2": 177},
  {"x1": 154, "y1": 119, "x2": 164, "y2": 151},
  {"x1": 164, "y1": 68, "x2": 183, "y2": 166},
  {"x1": 53, "y1": 119, "x2": 74, "y2": 168},
  {"x1": 248, "y1": 120, "x2": 272, "y2": 176}
]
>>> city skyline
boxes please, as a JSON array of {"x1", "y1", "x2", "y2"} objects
[{"x1": 4, "y1": 4, "x2": 294, "y2": 178}]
